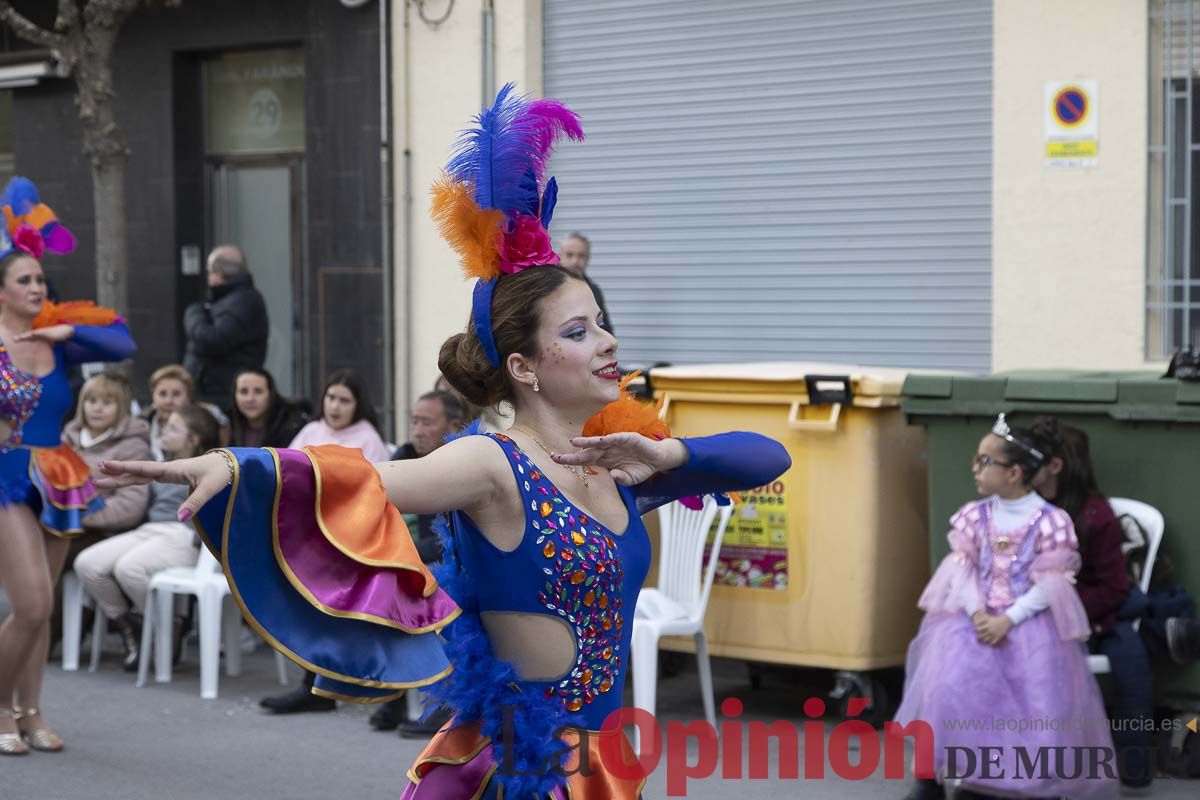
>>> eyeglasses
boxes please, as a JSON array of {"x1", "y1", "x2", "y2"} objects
[{"x1": 972, "y1": 454, "x2": 1013, "y2": 471}]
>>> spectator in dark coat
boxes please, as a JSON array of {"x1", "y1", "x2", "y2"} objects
[
  {"x1": 183, "y1": 245, "x2": 268, "y2": 411},
  {"x1": 1031, "y1": 417, "x2": 1200, "y2": 791}
]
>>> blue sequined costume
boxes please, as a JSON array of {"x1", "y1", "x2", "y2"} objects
[
  {"x1": 0, "y1": 323, "x2": 137, "y2": 534},
  {"x1": 192, "y1": 429, "x2": 790, "y2": 798}
]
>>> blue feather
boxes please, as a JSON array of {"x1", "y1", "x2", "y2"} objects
[
  {"x1": 539, "y1": 177, "x2": 559, "y2": 230},
  {"x1": 514, "y1": 168, "x2": 540, "y2": 218},
  {"x1": 1, "y1": 177, "x2": 41, "y2": 216},
  {"x1": 445, "y1": 83, "x2": 541, "y2": 216}
]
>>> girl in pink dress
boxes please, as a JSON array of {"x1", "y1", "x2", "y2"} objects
[{"x1": 895, "y1": 415, "x2": 1118, "y2": 800}]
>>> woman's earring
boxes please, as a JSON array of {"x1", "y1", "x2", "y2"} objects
[{"x1": 533, "y1": 377, "x2": 540, "y2": 393}]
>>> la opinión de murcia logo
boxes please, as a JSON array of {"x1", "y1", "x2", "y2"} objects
[{"x1": 494, "y1": 700, "x2": 1199, "y2": 797}]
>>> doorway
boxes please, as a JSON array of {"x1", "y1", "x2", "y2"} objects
[
  {"x1": 199, "y1": 46, "x2": 306, "y2": 397},
  {"x1": 208, "y1": 158, "x2": 304, "y2": 396}
]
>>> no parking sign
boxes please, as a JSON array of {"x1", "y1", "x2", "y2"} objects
[{"x1": 1045, "y1": 80, "x2": 1098, "y2": 168}]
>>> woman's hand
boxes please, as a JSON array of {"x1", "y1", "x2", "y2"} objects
[
  {"x1": 97, "y1": 452, "x2": 231, "y2": 522},
  {"x1": 553, "y1": 433, "x2": 688, "y2": 486},
  {"x1": 13, "y1": 324, "x2": 74, "y2": 344}
]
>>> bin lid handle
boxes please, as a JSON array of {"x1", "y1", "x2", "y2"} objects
[{"x1": 805, "y1": 375, "x2": 853, "y2": 406}]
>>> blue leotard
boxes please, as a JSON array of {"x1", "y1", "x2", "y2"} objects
[{"x1": 0, "y1": 322, "x2": 136, "y2": 532}]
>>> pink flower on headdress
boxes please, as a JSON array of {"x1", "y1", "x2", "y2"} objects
[
  {"x1": 12, "y1": 224, "x2": 44, "y2": 259},
  {"x1": 496, "y1": 213, "x2": 558, "y2": 274}
]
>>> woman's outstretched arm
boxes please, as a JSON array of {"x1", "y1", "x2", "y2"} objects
[{"x1": 97, "y1": 434, "x2": 507, "y2": 522}]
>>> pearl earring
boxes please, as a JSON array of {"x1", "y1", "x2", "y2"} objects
[{"x1": 533, "y1": 377, "x2": 540, "y2": 393}]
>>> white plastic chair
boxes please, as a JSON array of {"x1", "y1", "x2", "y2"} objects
[
  {"x1": 135, "y1": 547, "x2": 244, "y2": 699},
  {"x1": 1088, "y1": 497, "x2": 1165, "y2": 675},
  {"x1": 631, "y1": 496, "x2": 734, "y2": 753},
  {"x1": 60, "y1": 569, "x2": 109, "y2": 672}
]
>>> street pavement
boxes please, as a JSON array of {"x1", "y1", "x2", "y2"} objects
[{"x1": 2, "y1": 601, "x2": 1197, "y2": 799}]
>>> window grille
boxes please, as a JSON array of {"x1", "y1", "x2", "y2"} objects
[{"x1": 1149, "y1": 0, "x2": 1200, "y2": 358}]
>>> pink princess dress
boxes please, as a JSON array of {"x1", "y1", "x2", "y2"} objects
[{"x1": 893, "y1": 496, "x2": 1119, "y2": 799}]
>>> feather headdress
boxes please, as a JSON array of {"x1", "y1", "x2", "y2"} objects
[
  {"x1": 0, "y1": 177, "x2": 77, "y2": 261},
  {"x1": 433, "y1": 83, "x2": 583, "y2": 282}
]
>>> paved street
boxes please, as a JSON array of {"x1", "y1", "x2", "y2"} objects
[
  {"x1": 2, "y1": 598, "x2": 1197, "y2": 799},
  {"x1": 5, "y1": 643, "x2": 876, "y2": 799}
]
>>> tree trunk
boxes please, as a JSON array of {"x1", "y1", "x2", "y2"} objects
[
  {"x1": 0, "y1": 0, "x2": 175, "y2": 317},
  {"x1": 72, "y1": 24, "x2": 129, "y2": 315},
  {"x1": 91, "y1": 155, "x2": 127, "y2": 314}
]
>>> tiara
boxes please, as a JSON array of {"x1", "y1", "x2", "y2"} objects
[{"x1": 991, "y1": 413, "x2": 1044, "y2": 462}]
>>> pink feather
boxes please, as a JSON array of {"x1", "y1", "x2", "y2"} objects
[{"x1": 525, "y1": 99, "x2": 585, "y2": 180}]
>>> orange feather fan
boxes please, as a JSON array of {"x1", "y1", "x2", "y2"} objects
[
  {"x1": 33, "y1": 300, "x2": 118, "y2": 330},
  {"x1": 430, "y1": 176, "x2": 505, "y2": 281},
  {"x1": 583, "y1": 371, "x2": 671, "y2": 440}
]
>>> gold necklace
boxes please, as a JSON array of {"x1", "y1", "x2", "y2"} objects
[{"x1": 511, "y1": 426, "x2": 591, "y2": 487}]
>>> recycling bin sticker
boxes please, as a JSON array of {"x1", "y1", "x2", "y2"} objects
[{"x1": 704, "y1": 480, "x2": 789, "y2": 590}]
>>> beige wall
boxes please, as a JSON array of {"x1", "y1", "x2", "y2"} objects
[
  {"x1": 993, "y1": 0, "x2": 1153, "y2": 371},
  {"x1": 391, "y1": 0, "x2": 542, "y2": 430},
  {"x1": 395, "y1": 1, "x2": 1152, "y2": 396}
]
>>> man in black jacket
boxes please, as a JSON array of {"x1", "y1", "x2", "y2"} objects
[{"x1": 183, "y1": 245, "x2": 269, "y2": 411}]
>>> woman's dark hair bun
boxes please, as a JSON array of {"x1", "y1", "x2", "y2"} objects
[{"x1": 438, "y1": 332, "x2": 506, "y2": 409}]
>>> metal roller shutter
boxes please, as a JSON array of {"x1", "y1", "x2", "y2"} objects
[{"x1": 543, "y1": 0, "x2": 992, "y2": 371}]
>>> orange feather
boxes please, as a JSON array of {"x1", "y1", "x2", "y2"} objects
[
  {"x1": 33, "y1": 300, "x2": 119, "y2": 330},
  {"x1": 583, "y1": 371, "x2": 671, "y2": 440},
  {"x1": 430, "y1": 176, "x2": 505, "y2": 281},
  {"x1": 583, "y1": 372, "x2": 741, "y2": 504}
]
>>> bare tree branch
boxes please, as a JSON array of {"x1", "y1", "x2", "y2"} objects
[
  {"x1": 0, "y1": 2, "x2": 67, "y2": 49},
  {"x1": 55, "y1": 0, "x2": 80, "y2": 32},
  {"x1": 82, "y1": 0, "x2": 144, "y2": 28}
]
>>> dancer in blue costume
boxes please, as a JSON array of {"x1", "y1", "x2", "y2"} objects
[
  {"x1": 98, "y1": 85, "x2": 790, "y2": 798},
  {"x1": 0, "y1": 178, "x2": 136, "y2": 756}
]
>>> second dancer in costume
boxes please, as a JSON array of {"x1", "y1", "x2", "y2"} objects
[
  {"x1": 0, "y1": 178, "x2": 136, "y2": 755},
  {"x1": 98, "y1": 85, "x2": 790, "y2": 798}
]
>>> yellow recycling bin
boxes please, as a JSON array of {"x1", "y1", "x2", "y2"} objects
[{"x1": 649, "y1": 362, "x2": 930, "y2": 684}]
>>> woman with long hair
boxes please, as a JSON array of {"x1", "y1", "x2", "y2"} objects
[
  {"x1": 227, "y1": 368, "x2": 308, "y2": 449},
  {"x1": 1030, "y1": 417, "x2": 1159, "y2": 791},
  {"x1": 284, "y1": 368, "x2": 390, "y2": 463}
]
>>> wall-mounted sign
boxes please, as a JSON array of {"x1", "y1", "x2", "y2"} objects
[
  {"x1": 1045, "y1": 80, "x2": 1098, "y2": 168},
  {"x1": 180, "y1": 244, "x2": 202, "y2": 276},
  {"x1": 205, "y1": 48, "x2": 305, "y2": 155}
]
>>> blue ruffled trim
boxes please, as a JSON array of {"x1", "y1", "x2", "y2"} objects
[
  {"x1": 0, "y1": 470, "x2": 104, "y2": 537},
  {"x1": 423, "y1": 420, "x2": 578, "y2": 798},
  {"x1": 0, "y1": 471, "x2": 35, "y2": 508}
]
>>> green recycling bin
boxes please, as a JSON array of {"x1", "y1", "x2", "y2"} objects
[{"x1": 901, "y1": 370, "x2": 1200, "y2": 706}]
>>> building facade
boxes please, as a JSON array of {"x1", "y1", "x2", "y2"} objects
[
  {"x1": 0, "y1": 0, "x2": 390, "y2": 424},
  {"x1": 1, "y1": 2, "x2": 1181, "y2": 434},
  {"x1": 395, "y1": 0, "x2": 1178, "y2": 434}
]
